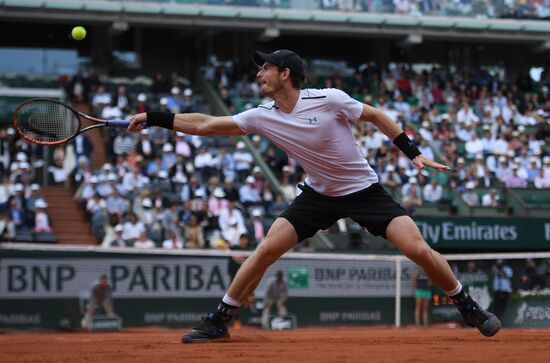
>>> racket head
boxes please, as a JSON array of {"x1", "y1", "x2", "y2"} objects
[{"x1": 13, "y1": 98, "x2": 82, "y2": 145}]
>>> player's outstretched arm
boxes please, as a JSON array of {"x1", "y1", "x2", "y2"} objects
[
  {"x1": 360, "y1": 104, "x2": 449, "y2": 171},
  {"x1": 128, "y1": 112, "x2": 244, "y2": 136}
]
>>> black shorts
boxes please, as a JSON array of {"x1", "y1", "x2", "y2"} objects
[{"x1": 280, "y1": 183, "x2": 408, "y2": 242}]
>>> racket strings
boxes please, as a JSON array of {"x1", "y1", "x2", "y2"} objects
[{"x1": 15, "y1": 100, "x2": 80, "y2": 143}]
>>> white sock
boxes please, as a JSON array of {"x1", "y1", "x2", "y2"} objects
[
  {"x1": 222, "y1": 294, "x2": 241, "y2": 308},
  {"x1": 445, "y1": 281, "x2": 462, "y2": 296}
]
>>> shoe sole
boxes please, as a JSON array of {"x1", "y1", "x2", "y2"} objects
[
  {"x1": 478, "y1": 314, "x2": 502, "y2": 337},
  {"x1": 181, "y1": 334, "x2": 230, "y2": 344}
]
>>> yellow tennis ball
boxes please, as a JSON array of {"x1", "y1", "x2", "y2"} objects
[{"x1": 71, "y1": 26, "x2": 86, "y2": 41}]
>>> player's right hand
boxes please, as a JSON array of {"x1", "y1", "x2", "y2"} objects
[{"x1": 128, "y1": 113, "x2": 147, "y2": 132}]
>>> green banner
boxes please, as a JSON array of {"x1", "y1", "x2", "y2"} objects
[{"x1": 415, "y1": 217, "x2": 550, "y2": 251}]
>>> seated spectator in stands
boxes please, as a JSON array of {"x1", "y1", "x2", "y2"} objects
[
  {"x1": 462, "y1": 182, "x2": 479, "y2": 206},
  {"x1": 505, "y1": 164, "x2": 528, "y2": 188},
  {"x1": 8, "y1": 197, "x2": 28, "y2": 232},
  {"x1": 73, "y1": 133, "x2": 93, "y2": 165},
  {"x1": 161, "y1": 143, "x2": 177, "y2": 170},
  {"x1": 219, "y1": 200, "x2": 246, "y2": 242},
  {"x1": 182, "y1": 88, "x2": 198, "y2": 113},
  {"x1": 423, "y1": 179, "x2": 443, "y2": 204},
  {"x1": 136, "y1": 129, "x2": 155, "y2": 159},
  {"x1": 222, "y1": 217, "x2": 243, "y2": 247},
  {"x1": 0, "y1": 210, "x2": 16, "y2": 241},
  {"x1": 162, "y1": 231, "x2": 184, "y2": 249},
  {"x1": 133, "y1": 231, "x2": 155, "y2": 248},
  {"x1": 279, "y1": 166, "x2": 296, "y2": 201},
  {"x1": 240, "y1": 176, "x2": 262, "y2": 208},
  {"x1": 86, "y1": 193, "x2": 106, "y2": 215},
  {"x1": 233, "y1": 142, "x2": 253, "y2": 183},
  {"x1": 149, "y1": 125, "x2": 170, "y2": 156},
  {"x1": 0, "y1": 176, "x2": 12, "y2": 210},
  {"x1": 181, "y1": 175, "x2": 207, "y2": 202},
  {"x1": 167, "y1": 87, "x2": 185, "y2": 113},
  {"x1": 110, "y1": 224, "x2": 129, "y2": 247},
  {"x1": 403, "y1": 178, "x2": 423, "y2": 207},
  {"x1": 534, "y1": 168, "x2": 550, "y2": 189},
  {"x1": 465, "y1": 132, "x2": 484, "y2": 158},
  {"x1": 235, "y1": 75, "x2": 259, "y2": 98},
  {"x1": 380, "y1": 165, "x2": 401, "y2": 187},
  {"x1": 526, "y1": 157, "x2": 541, "y2": 183},
  {"x1": 25, "y1": 184, "x2": 43, "y2": 211},
  {"x1": 213, "y1": 147, "x2": 235, "y2": 182},
  {"x1": 114, "y1": 85, "x2": 131, "y2": 113},
  {"x1": 417, "y1": 139, "x2": 434, "y2": 161},
  {"x1": 219, "y1": 87, "x2": 235, "y2": 114},
  {"x1": 123, "y1": 213, "x2": 145, "y2": 243},
  {"x1": 457, "y1": 101, "x2": 480, "y2": 125},
  {"x1": 33, "y1": 200, "x2": 52, "y2": 233},
  {"x1": 479, "y1": 166, "x2": 494, "y2": 188},
  {"x1": 183, "y1": 214, "x2": 205, "y2": 249},
  {"x1": 269, "y1": 193, "x2": 289, "y2": 216},
  {"x1": 480, "y1": 128, "x2": 496, "y2": 155},
  {"x1": 482, "y1": 189, "x2": 500, "y2": 207},
  {"x1": 208, "y1": 187, "x2": 228, "y2": 227},
  {"x1": 223, "y1": 177, "x2": 240, "y2": 202},
  {"x1": 106, "y1": 189, "x2": 127, "y2": 216},
  {"x1": 135, "y1": 93, "x2": 149, "y2": 114},
  {"x1": 92, "y1": 84, "x2": 112, "y2": 115},
  {"x1": 249, "y1": 208, "x2": 268, "y2": 245},
  {"x1": 195, "y1": 146, "x2": 214, "y2": 182}
]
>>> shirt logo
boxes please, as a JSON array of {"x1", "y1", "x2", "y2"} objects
[{"x1": 308, "y1": 117, "x2": 318, "y2": 124}]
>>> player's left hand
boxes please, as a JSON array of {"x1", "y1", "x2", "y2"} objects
[{"x1": 412, "y1": 155, "x2": 450, "y2": 171}]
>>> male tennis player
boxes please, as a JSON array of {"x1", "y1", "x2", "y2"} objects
[{"x1": 128, "y1": 49, "x2": 502, "y2": 342}]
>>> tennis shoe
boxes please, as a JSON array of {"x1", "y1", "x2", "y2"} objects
[
  {"x1": 181, "y1": 312, "x2": 230, "y2": 343},
  {"x1": 455, "y1": 296, "x2": 502, "y2": 337}
]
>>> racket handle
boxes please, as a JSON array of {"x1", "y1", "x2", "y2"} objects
[{"x1": 106, "y1": 120, "x2": 131, "y2": 128}]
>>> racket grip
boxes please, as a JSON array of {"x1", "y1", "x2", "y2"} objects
[{"x1": 106, "y1": 120, "x2": 131, "y2": 128}]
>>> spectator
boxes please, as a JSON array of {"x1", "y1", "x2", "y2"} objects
[
  {"x1": 32, "y1": 200, "x2": 52, "y2": 233},
  {"x1": 492, "y1": 259, "x2": 513, "y2": 320},
  {"x1": 91, "y1": 85, "x2": 112, "y2": 114},
  {"x1": 123, "y1": 213, "x2": 145, "y2": 243},
  {"x1": 0, "y1": 210, "x2": 16, "y2": 241},
  {"x1": 113, "y1": 85, "x2": 131, "y2": 113},
  {"x1": 462, "y1": 182, "x2": 479, "y2": 206},
  {"x1": 167, "y1": 87, "x2": 185, "y2": 113},
  {"x1": 110, "y1": 224, "x2": 128, "y2": 247},
  {"x1": 133, "y1": 231, "x2": 155, "y2": 248},
  {"x1": 194, "y1": 146, "x2": 214, "y2": 182},
  {"x1": 423, "y1": 179, "x2": 443, "y2": 204},
  {"x1": 162, "y1": 231, "x2": 184, "y2": 249},
  {"x1": 183, "y1": 214, "x2": 205, "y2": 249},
  {"x1": 380, "y1": 165, "x2": 402, "y2": 188},
  {"x1": 249, "y1": 208, "x2": 269, "y2": 245},
  {"x1": 482, "y1": 189, "x2": 500, "y2": 207},
  {"x1": 505, "y1": 164, "x2": 528, "y2": 188},
  {"x1": 240, "y1": 175, "x2": 262, "y2": 208},
  {"x1": 535, "y1": 168, "x2": 550, "y2": 189},
  {"x1": 233, "y1": 142, "x2": 254, "y2": 183}
]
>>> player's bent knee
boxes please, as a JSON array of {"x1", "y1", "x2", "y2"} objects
[
  {"x1": 407, "y1": 243, "x2": 433, "y2": 266},
  {"x1": 254, "y1": 242, "x2": 279, "y2": 265}
]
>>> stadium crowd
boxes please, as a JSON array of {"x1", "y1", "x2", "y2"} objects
[{"x1": 149, "y1": 0, "x2": 550, "y2": 20}]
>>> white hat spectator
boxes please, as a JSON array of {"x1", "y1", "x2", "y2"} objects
[
  {"x1": 183, "y1": 88, "x2": 193, "y2": 97},
  {"x1": 543, "y1": 156, "x2": 550, "y2": 164},
  {"x1": 457, "y1": 157, "x2": 465, "y2": 164},
  {"x1": 160, "y1": 97, "x2": 168, "y2": 105},
  {"x1": 482, "y1": 124, "x2": 490, "y2": 130},
  {"x1": 498, "y1": 156, "x2": 507, "y2": 163},
  {"x1": 158, "y1": 170, "x2": 168, "y2": 179},
  {"x1": 103, "y1": 163, "x2": 113, "y2": 171},
  {"x1": 251, "y1": 209, "x2": 263, "y2": 217},
  {"x1": 7, "y1": 127, "x2": 15, "y2": 135},
  {"x1": 163, "y1": 143, "x2": 174, "y2": 152},
  {"x1": 35, "y1": 200, "x2": 48, "y2": 208},
  {"x1": 19, "y1": 162, "x2": 30, "y2": 169},
  {"x1": 514, "y1": 157, "x2": 522, "y2": 164},
  {"x1": 107, "y1": 173, "x2": 117, "y2": 181},
  {"x1": 171, "y1": 87, "x2": 180, "y2": 95},
  {"x1": 142, "y1": 198, "x2": 153, "y2": 208},
  {"x1": 421, "y1": 121, "x2": 429, "y2": 128},
  {"x1": 252, "y1": 166, "x2": 261, "y2": 174},
  {"x1": 405, "y1": 169, "x2": 419, "y2": 177},
  {"x1": 246, "y1": 176, "x2": 256, "y2": 184},
  {"x1": 466, "y1": 181, "x2": 475, "y2": 189},
  {"x1": 506, "y1": 150, "x2": 515, "y2": 158},
  {"x1": 90, "y1": 176, "x2": 98, "y2": 183},
  {"x1": 141, "y1": 129, "x2": 149, "y2": 135},
  {"x1": 114, "y1": 224, "x2": 124, "y2": 233},
  {"x1": 14, "y1": 184, "x2": 24, "y2": 192},
  {"x1": 31, "y1": 184, "x2": 40, "y2": 191},
  {"x1": 137, "y1": 93, "x2": 147, "y2": 102},
  {"x1": 252, "y1": 135, "x2": 261, "y2": 142},
  {"x1": 176, "y1": 131, "x2": 185, "y2": 137},
  {"x1": 408, "y1": 177, "x2": 418, "y2": 184},
  {"x1": 518, "y1": 125, "x2": 526, "y2": 133},
  {"x1": 194, "y1": 189, "x2": 205, "y2": 198},
  {"x1": 475, "y1": 154, "x2": 483, "y2": 160},
  {"x1": 512, "y1": 131, "x2": 519, "y2": 137},
  {"x1": 236, "y1": 141, "x2": 245, "y2": 149},
  {"x1": 213, "y1": 188, "x2": 225, "y2": 198},
  {"x1": 386, "y1": 165, "x2": 395, "y2": 172},
  {"x1": 511, "y1": 164, "x2": 519, "y2": 170},
  {"x1": 282, "y1": 165, "x2": 291, "y2": 173},
  {"x1": 529, "y1": 157, "x2": 538, "y2": 164}
]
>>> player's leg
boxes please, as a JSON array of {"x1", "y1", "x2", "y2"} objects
[
  {"x1": 386, "y1": 215, "x2": 501, "y2": 337},
  {"x1": 182, "y1": 218, "x2": 299, "y2": 343}
]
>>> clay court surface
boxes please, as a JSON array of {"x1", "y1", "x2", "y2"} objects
[{"x1": 2, "y1": 326, "x2": 550, "y2": 363}]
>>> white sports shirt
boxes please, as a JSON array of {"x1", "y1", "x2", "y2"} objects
[{"x1": 233, "y1": 88, "x2": 379, "y2": 197}]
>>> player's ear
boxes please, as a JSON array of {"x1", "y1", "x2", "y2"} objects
[{"x1": 280, "y1": 68, "x2": 291, "y2": 81}]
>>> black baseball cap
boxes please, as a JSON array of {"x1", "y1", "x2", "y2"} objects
[{"x1": 254, "y1": 49, "x2": 305, "y2": 80}]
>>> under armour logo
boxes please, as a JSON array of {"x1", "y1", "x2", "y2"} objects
[{"x1": 308, "y1": 117, "x2": 318, "y2": 124}]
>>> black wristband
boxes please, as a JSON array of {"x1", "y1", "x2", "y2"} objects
[
  {"x1": 393, "y1": 132, "x2": 421, "y2": 160},
  {"x1": 146, "y1": 112, "x2": 175, "y2": 130}
]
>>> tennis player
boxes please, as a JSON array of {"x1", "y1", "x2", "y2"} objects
[{"x1": 128, "y1": 49, "x2": 502, "y2": 342}]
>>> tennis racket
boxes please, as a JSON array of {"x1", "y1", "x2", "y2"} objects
[{"x1": 13, "y1": 98, "x2": 133, "y2": 145}]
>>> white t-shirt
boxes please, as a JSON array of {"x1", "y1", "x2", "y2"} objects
[{"x1": 233, "y1": 88, "x2": 378, "y2": 196}]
